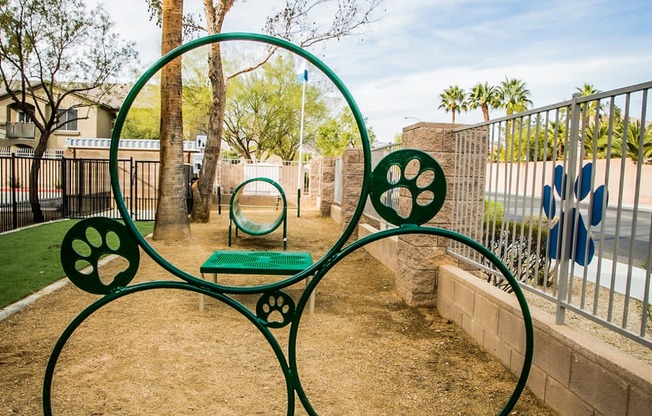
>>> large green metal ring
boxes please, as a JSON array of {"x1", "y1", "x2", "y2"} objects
[
  {"x1": 288, "y1": 226, "x2": 534, "y2": 416},
  {"x1": 109, "y1": 33, "x2": 372, "y2": 293}
]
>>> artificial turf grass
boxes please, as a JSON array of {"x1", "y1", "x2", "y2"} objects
[{"x1": 0, "y1": 219, "x2": 154, "y2": 309}]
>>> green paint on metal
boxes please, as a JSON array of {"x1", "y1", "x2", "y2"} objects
[
  {"x1": 229, "y1": 177, "x2": 288, "y2": 249},
  {"x1": 60, "y1": 217, "x2": 139, "y2": 295},
  {"x1": 370, "y1": 149, "x2": 447, "y2": 226},
  {"x1": 108, "y1": 32, "x2": 371, "y2": 290},
  {"x1": 256, "y1": 290, "x2": 296, "y2": 328},
  {"x1": 45, "y1": 32, "x2": 533, "y2": 416}
]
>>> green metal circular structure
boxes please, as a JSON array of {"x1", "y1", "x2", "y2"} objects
[
  {"x1": 370, "y1": 149, "x2": 447, "y2": 226},
  {"x1": 60, "y1": 217, "x2": 139, "y2": 295},
  {"x1": 230, "y1": 177, "x2": 287, "y2": 236},
  {"x1": 229, "y1": 177, "x2": 288, "y2": 249},
  {"x1": 44, "y1": 32, "x2": 534, "y2": 416},
  {"x1": 108, "y1": 32, "x2": 372, "y2": 292}
]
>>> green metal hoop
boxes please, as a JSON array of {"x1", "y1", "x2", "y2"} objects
[{"x1": 109, "y1": 32, "x2": 372, "y2": 293}]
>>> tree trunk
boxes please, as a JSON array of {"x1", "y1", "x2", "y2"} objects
[
  {"x1": 482, "y1": 105, "x2": 490, "y2": 122},
  {"x1": 189, "y1": 0, "x2": 235, "y2": 223},
  {"x1": 153, "y1": 0, "x2": 191, "y2": 240},
  {"x1": 28, "y1": 135, "x2": 48, "y2": 223}
]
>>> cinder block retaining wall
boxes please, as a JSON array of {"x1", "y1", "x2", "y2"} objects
[
  {"x1": 315, "y1": 122, "x2": 651, "y2": 415},
  {"x1": 355, "y1": 219, "x2": 652, "y2": 416}
]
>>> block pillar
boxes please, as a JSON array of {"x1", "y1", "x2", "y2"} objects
[
  {"x1": 340, "y1": 148, "x2": 365, "y2": 233},
  {"x1": 317, "y1": 157, "x2": 336, "y2": 217},
  {"x1": 309, "y1": 158, "x2": 321, "y2": 207},
  {"x1": 395, "y1": 122, "x2": 463, "y2": 306}
]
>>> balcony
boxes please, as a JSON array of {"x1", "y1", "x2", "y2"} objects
[{"x1": 6, "y1": 122, "x2": 36, "y2": 139}]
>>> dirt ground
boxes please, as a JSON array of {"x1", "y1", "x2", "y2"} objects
[{"x1": 0, "y1": 209, "x2": 557, "y2": 415}]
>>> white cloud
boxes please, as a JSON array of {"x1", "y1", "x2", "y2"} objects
[{"x1": 90, "y1": 0, "x2": 652, "y2": 142}]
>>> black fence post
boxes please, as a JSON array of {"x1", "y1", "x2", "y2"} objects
[
  {"x1": 61, "y1": 157, "x2": 68, "y2": 218},
  {"x1": 130, "y1": 157, "x2": 134, "y2": 220},
  {"x1": 11, "y1": 153, "x2": 17, "y2": 230}
]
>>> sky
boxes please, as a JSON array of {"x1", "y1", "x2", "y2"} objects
[{"x1": 94, "y1": 0, "x2": 652, "y2": 144}]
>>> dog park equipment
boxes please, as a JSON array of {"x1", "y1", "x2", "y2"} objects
[
  {"x1": 228, "y1": 177, "x2": 288, "y2": 249},
  {"x1": 44, "y1": 33, "x2": 534, "y2": 416},
  {"x1": 198, "y1": 250, "x2": 315, "y2": 314}
]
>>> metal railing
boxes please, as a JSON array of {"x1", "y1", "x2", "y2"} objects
[
  {"x1": 363, "y1": 142, "x2": 403, "y2": 223},
  {"x1": 450, "y1": 81, "x2": 652, "y2": 348},
  {"x1": 0, "y1": 155, "x2": 194, "y2": 232},
  {"x1": 0, "y1": 147, "x2": 63, "y2": 158}
]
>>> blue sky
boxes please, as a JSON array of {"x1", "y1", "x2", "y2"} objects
[{"x1": 98, "y1": 0, "x2": 652, "y2": 143}]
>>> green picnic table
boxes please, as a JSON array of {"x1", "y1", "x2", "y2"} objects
[{"x1": 198, "y1": 250, "x2": 315, "y2": 312}]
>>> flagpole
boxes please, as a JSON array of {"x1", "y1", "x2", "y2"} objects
[{"x1": 297, "y1": 63, "x2": 307, "y2": 218}]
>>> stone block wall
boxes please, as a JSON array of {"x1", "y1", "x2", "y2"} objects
[
  {"x1": 396, "y1": 122, "x2": 482, "y2": 306},
  {"x1": 437, "y1": 264, "x2": 652, "y2": 416},
  {"x1": 340, "y1": 148, "x2": 365, "y2": 232},
  {"x1": 317, "y1": 157, "x2": 336, "y2": 217},
  {"x1": 309, "y1": 158, "x2": 321, "y2": 207}
]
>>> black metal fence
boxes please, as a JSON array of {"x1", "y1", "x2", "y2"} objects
[{"x1": 0, "y1": 154, "x2": 193, "y2": 233}]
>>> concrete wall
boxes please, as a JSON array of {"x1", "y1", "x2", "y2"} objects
[
  {"x1": 488, "y1": 158, "x2": 652, "y2": 205},
  {"x1": 438, "y1": 265, "x2": 652, "y2": 416},
  {"x1": 318, "y1": 120, "x2": 651, "y2": 415},
  {"x1": 348, "y1": 219, "x2": 652, "y2": 416}
]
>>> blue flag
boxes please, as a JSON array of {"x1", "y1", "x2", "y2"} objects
[{"x1": 297, "y1": 68, "x2": 308, "y2": 83}]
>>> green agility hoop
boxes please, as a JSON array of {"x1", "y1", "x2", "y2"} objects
[{"x1": 229, "y1": 177, "x2": 288, "y2": 249}]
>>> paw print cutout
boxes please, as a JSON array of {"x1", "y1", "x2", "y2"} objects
[
  {"x1": 255, "y1": 291, "x2": 295, "y2": 328},
  {"x1": 370, "y1": 149, "x2": 446, "y2": 226},
  {"x1": 60, "y1": 217, "x2": 140, "y2": 294},
  {"x1": 543, "y1": 163, "x2": 608, "y2": 266}
]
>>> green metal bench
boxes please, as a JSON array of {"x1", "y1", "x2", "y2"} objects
[
  {"x1": 229, "y1": 177, "x2": 288, "y2": 249},
  {"x1": 198, "y1": 250, "x2": 315, "y2": 314},
  {"x1": 45, "y1": 32, "x2": 533, "y2": 416}
]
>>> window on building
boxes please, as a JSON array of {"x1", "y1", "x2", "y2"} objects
[
  {"x1": 57, "y1": 108, "x2": 78, "y2": 131},
  {"x1": 17, "y1": 109, "x2": 33, "y2": 123}
]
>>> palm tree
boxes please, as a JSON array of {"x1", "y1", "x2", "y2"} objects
[
  {"x1": 498, "y1": 77, "x2": 532, "y2": 115},
  {"x1": 438, "y1": 85, "x2": 467, "y2": 124},
  {"x1": 153, "y1": 0, "x2": 191, "y2": 240},
  {"x1": 576, "y1": 83, "x2": 603, "y2": 122},
  {"x1": 468, "y1": 82, "x2": 500, "y2": 121},
  {"x1": 619, "y1": 121, "x2": 652, "y2": 164},
  {"x1": 576, "y1": 83, "x2": 600, "y2": 97}
]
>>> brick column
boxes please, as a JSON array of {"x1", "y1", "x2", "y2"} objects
[
  {"x1": 318, "y1": 157, "x2": 336, "y2": 217},
  {"x1": 396, "y1": 122, "x2": 460, "y2": 306},
  {"x1": 309, "y1": 158, "x2": 321, "y2": 207},
  {"x1": 340, "y1": 148, "x2": 364, "y2": 232}
]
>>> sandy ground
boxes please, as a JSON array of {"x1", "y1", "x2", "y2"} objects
[{"x1": 0, "y1": 209, "x2": 557, "y2": 415}]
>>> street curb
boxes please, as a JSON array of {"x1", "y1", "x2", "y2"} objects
[{"x1": 0, "y1": 254, "x2": 118, "y2": 322}]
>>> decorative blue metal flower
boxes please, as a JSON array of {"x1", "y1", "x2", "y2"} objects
[{"x1": 542, "y1": 163, "x2": 607, "y2": 266}]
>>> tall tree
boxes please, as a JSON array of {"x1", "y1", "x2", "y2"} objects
[
  {"x1": 144, "y1": 0, "x2": 383, "y2": 222},
  {"x1": 153, "y1": 0, "x2": 190, "y2": 240},
  {"x1": 188, "y1": 0, "x2": 384, "y2": 223},
  {"x1": 576, "y1": 83, "x2": 600, "y2": 97},
  {"x1": 498, "y1": 77, "x2": 532, "y2": 115},
  {"x1": 620, "y1": 121, "x2": 652, "y2": 165},
  {"x1": 0, "y1": 0, "x2": 137, "y2": 222},
  {"x1": 438, "y1": 85, "x2": 467, "y2": 124},
  {"x1": 223, "y1": 55, "x2": 330, "y2": 161},
  {"x1": 315, "y1": 107, "x2": 376, "y2": 156},
  {"x1": 467, "y1": 82, "x2": 500, "y2": 122}
]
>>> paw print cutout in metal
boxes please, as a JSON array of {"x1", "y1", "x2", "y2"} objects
[
  {"x1": 256, "y1": 291, "x2": 295, "y2": 328},
  {"x1": 60, "y1": 217, "x2": 140, "y2": 294},
  {"x1": 370, "y1": 149, "x2": 447, "y2": 226}
]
